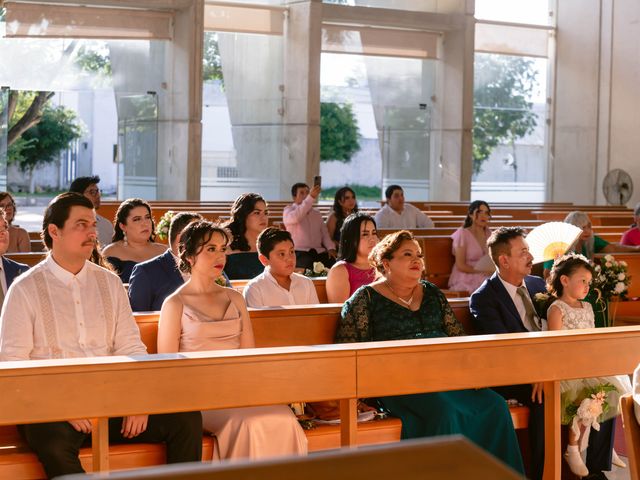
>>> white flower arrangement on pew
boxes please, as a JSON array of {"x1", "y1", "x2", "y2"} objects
[
  {"x1": 155, "y1": 210, "x2": 175, "y2": 242},
  {"x1": 304, "y1": 262, "x2": 330, "y2": 278},
  {"x1": 592, "y1": 254, "x2": 630, "y2": 303}
]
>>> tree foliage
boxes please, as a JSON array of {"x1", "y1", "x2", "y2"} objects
[
  {"x1": 8, "y1": 102, "x2": 83, "y2": 175},
  {"x1": 320, "y1": 102, "x2": 360, "y2": 163},
  {"x1": 203, "y1": 32, "x2": 223, "y2": 82},
  {"x1": 473, "y1": 54, "x2": 538, "y2": 175}
]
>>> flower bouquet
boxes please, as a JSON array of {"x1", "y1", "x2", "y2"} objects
[
  {"x1": 155, "y1": 210, "x2": 175, "y2": 242},
  {"x1": 592, "y1": 254, "x2": 630, "y2": 302},
  {"x1": 591, "y1": 254, "x2": 630, "y2": 326},
  {"x1": 304, "y1": 262, "x2": 329, "y2": 278},
  {"x1": 562, "y1": 383, "x2": 618, "y2": 451}
]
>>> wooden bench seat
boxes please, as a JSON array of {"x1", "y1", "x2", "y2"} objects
[{"x1": 0, "y1": 425, "x2": 215, "y2": 479}]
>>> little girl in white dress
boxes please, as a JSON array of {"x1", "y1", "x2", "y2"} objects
[{"x1": 546, "y1": 253, "x2": 631, "y2": 477}]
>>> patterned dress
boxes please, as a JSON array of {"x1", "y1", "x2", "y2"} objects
[
  {"x1": 549, "y1": 300, "x2": 631, "y2": 425},
  {"x1": 336, "y1": 280, "x2": 524, "y2": 474}
]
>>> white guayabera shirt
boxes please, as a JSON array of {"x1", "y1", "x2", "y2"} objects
[
  {"x1": 0, "y1": 255, "x2": 147, "y2": 361},
  {"x1": 373, "y1": 203, "x2": 435, "y2": 229}
]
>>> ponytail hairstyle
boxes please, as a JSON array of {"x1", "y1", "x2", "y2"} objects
[{"x1": 463, "y1": 200, "x2": 491, "y2": 228}]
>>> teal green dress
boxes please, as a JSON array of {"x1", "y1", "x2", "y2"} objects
[{"x1": 336, "y1": 281, "x2": 524, "y2": 474}]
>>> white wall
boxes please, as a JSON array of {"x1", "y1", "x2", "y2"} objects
[{"x1": 552, "y1": 0, "x2": 640, "y2": 207}]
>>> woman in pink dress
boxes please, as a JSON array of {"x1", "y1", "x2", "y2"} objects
[
  {"x1": 326, "y1": 213, "x2": 379, "y2": 303},
  {"x1": 157, "y1": 220, "x2": 307, "y2": 460},
  {"x1": 447, "y1": 200, "x2": 493, "y2": 294}
]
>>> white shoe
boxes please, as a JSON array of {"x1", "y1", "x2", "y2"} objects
[
  {"x1": 612, "y1": 448, "x2": 627, "y2": 468},
  {"x1": 565, "y1": 445, "x2": 589, "y2": 477}
]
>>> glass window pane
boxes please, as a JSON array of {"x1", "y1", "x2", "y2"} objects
[
  {"x1": 475, "y1": 0, "x2": 552, "y2": 26},
  {"x1": 201, "y1": 31, "x2": 283, "y2": 200},
  {"x1": 472, "y1": 53, "x2": 548, "y2": 202},
  {"x1": 323, "y1": 0, "x2": 468, "y2": 15},
  {"x1": 320, "y1": 51, "x2": 435, "y2": 202}
]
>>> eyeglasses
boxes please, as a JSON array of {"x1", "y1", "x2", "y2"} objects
[
  {"x1": 85, "y1": 189, "x2": 101, "y2": 196},
  {"x1": 0, "y1": 203, "x2": 14, "y2": 210}
]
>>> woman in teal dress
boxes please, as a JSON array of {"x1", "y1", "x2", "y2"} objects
[
  {"x1": 336, "y1": 230, "x2": 524, "y2": 474},
  {"x1": 542, "y1": 211, "x2": 639, "y2": 326}
]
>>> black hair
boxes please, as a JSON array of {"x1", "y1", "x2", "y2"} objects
[
  {"x1": 291, "y1": 182, "x2": 309, "y2": 197},
  {"x1": 463, "y1": 200, "x2": 491, "y2": 228},
  {"x1": 169, "y1": 212, "x2": 204, "y2": 246},
  {"x1": 41, "y1": 192, "x2": 95, "y2": 249},
  {"x1": 257, "y1": 227, "x2": 294, "y2": 258},
  {"x1": 487, "y1": 227, "x2": 527, "y2": 266},
  {"x1": 69, "y1": 175, "x2": 100, "y2": 194},
  {"x1": 338, "y1": 213, "x2": 376, "y2": 263},
  {"x1": 547, "y1": 253, "x2": 595, "y2": 299},
  {"x1": 112, "y1": 198, "x2": 156, "y2": 243},
  {"x1": 384, "y1": 184, "x2": 402, "y2": 200},
  {"x1": 178, "y1": 220, "x2": 229, "y2": 274},
  {"x1": 225, "y1": 193, "x2": 267, "y2": 252},
  {"x1": 331, "y1": 187, "x2": 358, "y2": 223}
]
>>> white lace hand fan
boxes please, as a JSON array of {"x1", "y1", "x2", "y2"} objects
[{"x1": 525, "y1": 222, "x2": 582, "y2": 264}]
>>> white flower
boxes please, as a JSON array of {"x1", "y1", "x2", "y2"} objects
[
  {"x1": 605, "y1": 262, "x2": 612, "y2": 268},
  {"x1": 594, "y1": 265, "x2": 601, "y2": 272},
  {"x1": 604, "y1": 254, "x2": 615, "y2": 262},
  {"x1": 621, "y1": 261, "x2": 628, "y2": 267},
  {"x1": 614, "y1": 282, "x2": 626, "y2": 294},
  {"x1": 313, "y1": 262, "x2": 326, "y2": 274},
  {"x1": 618, "y1": 273, "x2": 626, "y2": 281}
]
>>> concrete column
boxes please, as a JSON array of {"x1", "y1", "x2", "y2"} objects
[
  {"x1": 281, "y1": 0, "x2": 322, "y2": 199},
  {"x1": 429, "y1": 7, "x2": 474, "y2": 201},
  {"x1": 161, "y1": 0, "x2": 203, "y2": 200},
  {"x1": 551, "y1": 0, "x2": 601, "y2": 204}
]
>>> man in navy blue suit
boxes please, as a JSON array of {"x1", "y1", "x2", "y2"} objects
[
  {"x1": 128, "y1": 212, "x2": 203, "y2": 312},
  {"x1": 0, "y1": 212, "x2": 29, "y2": 309},
  {"x1": 470, "y1": 227, "x2": 613, "y2": 480}
]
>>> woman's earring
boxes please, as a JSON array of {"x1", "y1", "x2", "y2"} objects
[{"x1": 123, "y1": 232, "x2": 128, "y2": 247}]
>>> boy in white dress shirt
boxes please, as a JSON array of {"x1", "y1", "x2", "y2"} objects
[
  {"x1": 0, "y1": 193, "x2": 202, "y2": 478},
  {"x1": 243, "y1": 227, "x2": 319, "y2": 307}
]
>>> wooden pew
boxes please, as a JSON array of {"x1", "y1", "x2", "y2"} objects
[
  {"x1": 621, "y1": 394, "x2": 640, "y2": 480},
  {"x1": 83, "y1": 436, "x2": 522, "y2": 480},
  {"x1": 2, "y1": 327, "x2": 640, "y2": 480},
  {"x1": 5, "y1": 252, "x2": 46, "y2": 267}
]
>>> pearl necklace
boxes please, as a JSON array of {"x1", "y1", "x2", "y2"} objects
[{"x1": 385, "y1": 281, "x2": 416, "y2": 307}]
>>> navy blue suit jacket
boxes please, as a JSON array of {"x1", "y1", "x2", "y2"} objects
[
  {"x1": 128, "y1": 249, "x2": 183, "y2": 312},
  {"x1": 469, "y1": 272, "x2": 546, "y2": 334},
  {"x1": 2, "y1": 256, "x2": 29, "y2": 289}
]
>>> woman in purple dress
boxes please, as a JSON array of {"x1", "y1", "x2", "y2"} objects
[{"x1": 326, "y1": 213, "x2": 379, "y2": 303}]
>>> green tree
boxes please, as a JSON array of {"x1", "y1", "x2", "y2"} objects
[
  {"x1": 203, "y1": 32, "x2": 223, "y2": 82},
  {"x1": 473, "y1": 54, "x2": 538, "y2": 175},
  {"x1": 320, "y1": 102, "x2": 360, "y2": 163},
  {"x1": 8, "y1": 102, "x2": 83, "y2": 192}
]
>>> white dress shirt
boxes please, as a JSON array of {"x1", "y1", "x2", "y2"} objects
[
  {"x1": 243, "y1": 268, "x2": 319, "y2": 308},
  {"x1": 497, "y1": 274, "x2": 547, "y2": 332},
  {"x1": 96, "y1": 214, "x2": 115, "y2": 247},
  {"x1": 0, "y1": 255, "x2": 147, "y2": 361},
  {"x1": 374, "y1": 204, "x2": 435, "y2": 229}
]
